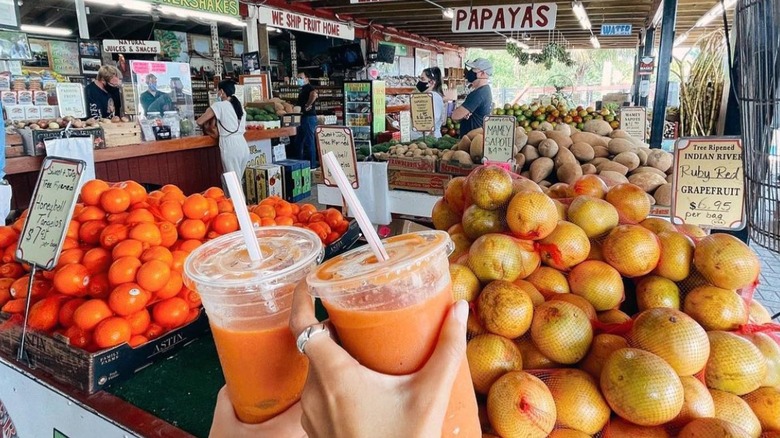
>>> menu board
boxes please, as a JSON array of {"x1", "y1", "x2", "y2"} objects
[
  {"x1": 671, "y1": 137, "x2": 745, "y2": 230},
  {"x1": 399, "y1": 110, "x2": 411, "y2": 143},
  {"x1": 482, "y1": 115, "x2": 516, "y2": 162},
  {"x1": 620, "y1": 107, "x2": 647, "y2": 142},
  {"x1": 55, "y1": 83, "x2": 86, "y2": 118},
  {"x1": 410, "y1": 93, "x2": 434, "y2": 132},
  {"x1": 16, "y1": 157, "x2": 85, "y2": 270},
  {"x1": 316, "y1": 126, "x2": 359, "y2": 188},
  {"x1": 122, "y1": 83, "x2": 137, "y2": 115}
]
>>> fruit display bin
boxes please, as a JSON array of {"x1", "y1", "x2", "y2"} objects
[{"x1": 0, "y1": 309, "x2": 209, "y2": 394}]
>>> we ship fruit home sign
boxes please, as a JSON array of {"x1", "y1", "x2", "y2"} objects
[
  {"x1": 257, "y1": 6, "x2": 355, "y2": 40},
  {"x1": 452, "y1": 3, "x2": 557, "y2": 33}
]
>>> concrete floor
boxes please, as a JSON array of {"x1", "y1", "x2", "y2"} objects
[{"x1": 754, "y1": 243, "x2": 780, "y2": 319}]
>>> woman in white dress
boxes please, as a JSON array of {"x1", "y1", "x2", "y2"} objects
[
  {"x1": 196, "y1": 80, "x2": 250, "y2": 178},
  {"x1": 411, "y1": 67, "x2": 445, "y2": 140}
]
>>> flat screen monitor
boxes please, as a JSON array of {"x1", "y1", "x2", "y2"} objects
[
  {"x1": 329, "y1": 43, "x2": 365, "y2": 69},
  {"x1": 376, "y1": 44, "x2": 396, "y2": 64}
]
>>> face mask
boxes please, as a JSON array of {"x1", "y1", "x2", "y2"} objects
[
  {"x1": 148, "y1": 84, "x2": 157, "y2": 92},
  {"x1": 465, "y1": 69, "x2": 478, "y2": 83},
  {"x1": 416, "y1": 81, "x2": 429, "y2": 92},
  {"x1": 297, "y1": 78, "x2": 305, "y2": 86}
]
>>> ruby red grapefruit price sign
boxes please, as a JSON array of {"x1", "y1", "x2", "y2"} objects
[
  {"x1": 257, "y1": 6, "x2": 355, "y2": 40},
  {"x1": 452, "y1": 3, "x2": 557, "y2": 32}
]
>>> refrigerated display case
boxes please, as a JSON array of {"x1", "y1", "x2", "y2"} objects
[{"x1": 343, "y1": 81, "x2": 386, "y2": 148}]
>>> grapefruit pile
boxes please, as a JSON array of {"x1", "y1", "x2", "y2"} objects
[
  {"x1": 0, "y1": 181, "x2": 348, "y2": 353},
  {"x1": 433, "y1": 166, "x2": 779, "y2": 438}
]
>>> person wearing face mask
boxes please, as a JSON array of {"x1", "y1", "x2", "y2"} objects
[
  {"x1": 140, "y1": 74, "x2": 166, "y2": 114},
  {"x1": 412, "y1": 67, "x2": 445, "y2": 140},
  {"x1": 293, "y1": 71, "x2": 319, "y2": 169},
  {"x1": 450, "y1": 58, "x2": 494, "y2": 138},
  {"x1": 196, "y1": 80, "x2": 251, "y2": 178},
  {"x1": 85, "y1": 65, "x2": 123, "y2": 120}
]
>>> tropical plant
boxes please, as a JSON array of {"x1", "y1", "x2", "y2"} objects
[{"x1": 507, "y1": 42, "x2": 575, "y2": 69}]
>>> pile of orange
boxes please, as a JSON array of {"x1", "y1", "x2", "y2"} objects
[
  {"x1": 0, "y1": 180, "x2": 243, "y2": 352},
  {"x1": 249, "y1": 196, "x2": 351, "y2": 245}
]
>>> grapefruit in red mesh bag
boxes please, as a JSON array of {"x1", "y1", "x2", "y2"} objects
[
  {"x1": 598, "y1": 308, "x2": 632, "y2": 324},
  {"x1": 511, "y1": 177, "x2": 543, "y2": 195},
  {"x1": 487, "y1": 371, "x2": 556, "y2": 438},
  {"x1": 629, "y1": 308, "x2": 710, "y2": 376},
  {"x1": 710, "y1": 389, "x2": 762, "y2": 438},
  {"x1": 603, "y1": 417, "x2": 671, "y2": 437},
  {"x1": 743, "y1": 332, "x2": 780, "y2": 388},
  {"x1": 449, "y1": 264, "x2": 481, "y2": 302},
  {"x1": 570, "y1": 174, "x2": 609, "y2": 199},
  {"x1": 506, "y1": 191, "x2": 559, "y2": 240},
  {"x1": 537, "y1": 221, "x2": 591, "y2": 271},
  {"x1": 530, "y1": 301, "x2": 593, "y2": 364},
  {"x1": 547, "y1": 183, "x2": 571, "y2": 199},
  {"x1": 580, "y1": 333, "x2": 630, "y2": 380},
  {"x1": 683, "y1": 285, "x2": 748, "y2": 331},
  {"x1": 548, "y1": 429, "x2": 590, "y2": 438},
  {"x1": 552, "y1": 199, "x2": 568, "y2": 221},
  {"x1": 677, "y1": 418, "x2": 751, "y2": 438},
  {"x1": 653, "y1": 230, "x2": 695, "y2": 281},
  {"x1": 548, "y1": 293, "x2": 597, "y2": 321},
  {"x1": 448, "y1": 232, "x2": 472, "y2": 264},
  {"x1": 515, "y1": 337, "x2": 562, "y2": 370},
  {"x1": 640, "y1": 217, "x2": 678, "y2": 235},
  {"x1": 677, "y1": 223, "x2": 709, "y2": 239},
  {"x1": 467, "y1": 234, "x2": 539, "y2": 283},
  {"x1": 462, "y1": 205, "x2": 507, "y2": 240},
  {"x1": 605, "y1": 183, "x2": 651, "y2": 224},
  {"x1": 431, "y1": 199, "x2": 461, "y2": 231},
  {"x1": 693, "y1": 234, "x2": 760, "y2": 290},
  {"x1": 636, "y1": 276, "x2": 681, "y2": 311},
  {"x1": 540, "y1": 369, "x2": 611, "y2": 434},
  {"x1": 512, "y1": 279, "x2": 545, "y2": 306},
  {"x1": 742, "y1": 386, "x2": 780, "y2": 432},
  {"x1": 444, "y1": 176, "x2": 467, "y2": 213},
  {"x1": 467, "y1": 165, "x2": 514, "y2": 211},
  {"x1": 602, "y1": 225, "x2": 661, "y2": 277},
  {"x1": 747, "y1": 299, "x2": 773, "y2": 324},
  {"x1": 569, "y1": 260, "x2": 624, "y2": 311},
  {"x1": 587, "y1": 239, "x2": 604, "y2": 261},
  {"x1": 600, "y1": 348, "x2": 684, "y2": 426},
  {"x1": 526, "y1": 266, "x2": 570, "y2": 297},
  {"x1": 706, "y1": 331, "x2": 767, "y2": 396},
  {"x1": 671, "y1": 376, "x2": 715, "y2": 427},
  {"x1": 566, "y1": 196, "x2": 619, "y2": 239},
  {"x1": 466, "y1": 333, "x2": 523, "y2": 395},
  {"x1": 476, "y1": 280, "x2": 534, "y2": 338}
]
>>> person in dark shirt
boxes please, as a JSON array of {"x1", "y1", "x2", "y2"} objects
[
  {"x1": 85, "y1": 65, "x2": 122, "y2": 119},
  {"x1": 451, "y1": 58, "x2": 494, "y2": 138},
  {"x1": 293, "y1": 71, "x2": 319, "y2": 168}
]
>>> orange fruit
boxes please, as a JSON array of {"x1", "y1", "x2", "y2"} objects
[
  {"x1": 275, "y1": 216, "x2": 294, "y2": 227},
  {"x1": 144, "y1": 323, "x2": 165, "y2": 340},
  {"x1": 324, "y1": 209, "x2": 344, "y2": 229},
  {"x1": 59, "y1": 297, "x2": 87, "y2": 328},
  {"x1": 100, "y1": 188, "x2": 132, "y2": 214},
  {"x1": 170, "y1": 251, "x2": 188, "y2": 273},
  {"x1": 99, "y1": 223, "x2": 129, "y2": 249},
  {"x1": 82, "y1": 247, "x2": 112, "y2": 274},
  {"x1": 210, "y1": 213, "x2": 239, "y2": 234},
  {"x1": 65, "y1": 221, "x2": 79, "y2": 240},
  {"x1": 76, "y1": 205, "x2": 106, "y2": 222},
  {"x1": 290, "y1": 203, "x2": 300, "y2": 216},
  {"x1": 178, "y1": 239, "x2": 202, "y2": 253},
  {"x1": 160, "y1": 191, "x2": 185, "y2": 204},
  {"x1": 129, "y1": 335, "x2": 149, "y2": 348},
  {"x1": 58, "y1": 248, "x2": 84, "y2": 265},
  {"x1": 64, "y1": 325, "x2": 91, "y2": 349},
  {"x1": 141, "y1": 246, "x2": 173, "y2": 266},
  {"x1": 129, "y1": 222, "x2": 162, "y2": 247},
  {"x1": 108, "y1": 256, "x2": 142, "y2": 286},
  {"x1": 119, "y1": 181, "x2": 147, "y2": 205},
  {"x1": 152, "y1": 297, "x2": 190, "y2": 329},
  {"x1": 216, "y1": 199, "x2": 234, "y2": 213},
  {"x1": 182, "y1": 194, "x2": 210, "y2": 220},
  {"x1": 161, "y1": 184, "x2": 184, "y2": 195},
  {"x1": 125, "y1": 208, "x2": 155, "y2": 224},
  {"x1": 125, "y1": 308, "x2": 151, "y2": 336},
  {"x1": 158, "y1": 221, "x2": 178, "y2": 248},
  {"x1": 204, "y1": 197, "x2": 219, "y2": 221},
  {"x1": 274, "y1": 201, "x2": 293, "y2": 218},
  {"x1": 179, "y1": 219, "x2": 207, "y2": 240},
  {"x1": 79, "y1": 220, "x2": 108, "y2": 245},
  {"x1": 0, "y1": 262, "x2": 23, "y2": 279},
  {"x1": 203, "y1": 187, "x2": 224, "y2": 199},
  {"x1": 136, "y1": 260, "x2": 171, "y2": 293},
  {"x1": 106, "y1": 212, "x2": 129, "y2": 224},
  {"x1": 159, "y1": 201, "x2": 184, "y2": 224},
  {"x1": 1, "y1": 298, "x2": 27, "y2": 313},
  {"x1": 253, "y1": 204, "x2": 276, "y2": 219},
  {"x1": 186, "y1": 308, "x2": 200, "y2": 323},
  {"x1": 297, "y1": 210, "x2": 314, "y2": 223},
  {"x1": 156, "y1": 271, "x2": 183, "y2": 300},
  {"x1": 93, "y1": 316, "x2": 132, "y2": 348},
  {"x1": 309, "y1": 212, "x2": 325, "y2": 223},
  {"x1": 53, "y1": 263, "x2": 90, "y2": 296},
  {"x1": 112, "y1": 239, "x2": 144, "y2": 259},
  {"x1": 28, "y1": 296, "x2": 64, "y2": 331},
  {"x1": 248, "y1": 212, "x2": 261, "y2": 228},
  {"x1": 307, "y1": 222, "x2": 331, "y2": 241},
  {"x1": 260, "y1": 217, "x2": 276, "y2": 227},
  {"x1": 80, "y1": 180, "x2": 110, "y2": 206},
  {"x1": 178, "y1": 287, "x2": 202, "y2": 308},
  {"x1": 108, "y1": 283, "x2": 150, "y2": 316},
  {"x1": 87, "y1": 272, "x2": 111, "y2": 299},
  {"x1": 0, "y1": 278, "x2": 14, "y2": 307},
  {"x1": 73, "y1": 299, "x2": 113, "y2": 331}
]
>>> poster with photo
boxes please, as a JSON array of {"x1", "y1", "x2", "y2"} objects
[
  {"x1": 191, "y1": 35, "x2": 211, "y2": 55},
  {"x1": 233, "y1": 41, "x2": 245, "y2": 56},
  {"x1": 154, "y1": 30, "x2": 190, "y2": 63},
  {"x1": 242, "y1": 51, "x2": 259, "y2": 73},
  {"x1": 130, "y1": 60, "x2": 194, "y2": 120},
  {"x1": 81, "y1": 58, "x2": 101, "y2": 76},
  {"x1": 0, "y1": 0, "x2": 18, "y2": 29},
  {"x1": 24, "y1": 38, "x2": 50, "y2": 68},
  {"x1": 0, "y1": 30, "x2": 31, "y2": 60},
  {"x1": 49, "y1": 41, "x2": 80, "y2": 75},
  {"x1": 78, "y1": 40, "x2": 101, "y2": 57}
]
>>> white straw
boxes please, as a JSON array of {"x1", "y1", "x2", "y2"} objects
[
  {"x1": 223, "y1": 171, "x2": 264, "y2": 262},
  {"x1": 323, "y1": 152, "x2": 389, "y2": 261}
]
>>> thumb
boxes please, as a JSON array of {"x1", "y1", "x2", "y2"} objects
[{"x1": 414, "y1": 300, "x2": 469, "y2": 401}]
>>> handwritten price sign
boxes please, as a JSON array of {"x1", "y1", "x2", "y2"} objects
[
  {"x1": 482, "y1": 115, "x2": 516, "y2": 162},
  {"x1": 316, "y1": 126, "x2": 359, "y2": 188},
  {"x1": 671, "y1": 137, "x2": 745, "y2": 230},
  {"x1": 410, "y1": 93, "x2": 434, "y2": 132}
]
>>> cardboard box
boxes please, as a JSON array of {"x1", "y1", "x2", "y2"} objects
[
  {"x1": 247, "y1": 139, "x2": 273, "y2": 166},
  {"x1": 244, "y1": 164, "x2": 283, "y2": 205},
  {"x1": 5, "y1": 105, "x2": 24, "y2": 121},
  {"x1": 323, "y1": 220, "x2": 361, "y2": 259},
  {"x1": 438, "y1": 160, "x2": 481, "y2": 176},
  {"x1": 40, "y1": 106, "x2": 57, "y2": 119},
  {"x1": 24, "y1": 105, "x2": 40, "y2": 121},
  {"x1": 388, "y1": 170, "x2": 451, "y2": 195},
  {"x1": 17, "y1": 90, "x2": 32, "y2": 105},
  {"x1": 1, "y1": 91, "x2": 16, "y2": 106},
  {"x1": 20, "y1": 127, "x2": 106, "y2": 156},
  {"x1": 311, "y1": 169, "x2": 324, "y2": 185},
  {"x1": 386, "y1": 156, "x2": 438, "y2": 173},
  {"x1": 33, "y1": 90, "x2": 48, "y2": 106},
  {"x1": 276, "y1": 159, "x2": 311, "y2": 203},
  {"x1": 281, "y1": 113, "x2": 301, "y2": 127},
  {"x1": 0, "y1": 310, "x2": 210, "y2": 394}
]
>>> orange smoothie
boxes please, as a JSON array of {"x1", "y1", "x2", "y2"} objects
[{"x1": 210, "y1": 318, "x2": 308, "y2": 423}]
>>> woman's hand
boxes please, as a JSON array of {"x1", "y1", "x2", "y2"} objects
[
  {"x1": 209, "y1": 386, "x2": 307, "y2": 438},
  {"x1": 290, "y1": 282, "x2": 469, "y2": 438}
]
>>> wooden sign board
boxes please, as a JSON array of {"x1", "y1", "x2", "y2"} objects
[
  {"x1": 399, "y1": 110, "x2": 411, "y2": 143},
  {"x1": 316, "y1": 126, "x2": 359, "y2": 188},
  {"x1": 620, "y1": 107, "x2": 647, "y2": 142},
  {"x1": 671, "y1": 137, "x2": 745, "y2": 230},
  {"x1": 122, "y1": 83, "x2": 137, "y2": 116},
  {"x1": 56, "y1": 83, "x2": 86, "y2": 119},
  {"x1": 16, "y1": 157, "x2": 86, "y2": 270},
  {"x1": 410, "y1": 93, "x2": 435, "y2": 132},
  {"x1": 482, "y1": 115, "x2": 516, "y2": 162}
]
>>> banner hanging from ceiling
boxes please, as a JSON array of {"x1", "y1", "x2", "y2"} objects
[
  {"x1": 451, "y1": 3, "x2": 557, "y2": 33},
  {"x1": 150, "y1": 0, "x2": 239, "y2": 17},
  {"x1": 256, "y1": 6, "x2": 355, "y2": 40}
]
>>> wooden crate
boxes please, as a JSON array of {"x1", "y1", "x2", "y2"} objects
[
  {"x1": 101, "y1": 121, "x2": 142, "y2": 147},
  {"x1": 388, "y1": 170, "x2": 451, "y2": 195},
  {"x1": 5, "y1": 132, "x2": 24, "y2": 157}
]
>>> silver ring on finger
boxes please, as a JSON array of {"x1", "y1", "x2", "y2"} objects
[{"x1": 296, "y1": 322, "x2": 330, "y2": 354}]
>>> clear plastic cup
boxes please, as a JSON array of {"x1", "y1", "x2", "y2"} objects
[
  {"x1": 307, "y1": 230, "x2": 480, "y2": 437},
  {"x1": 184, "y1": 226, "x2": 322, "y2": 424}
]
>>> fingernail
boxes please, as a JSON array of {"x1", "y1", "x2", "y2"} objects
[{"x1": 454, "y1": 300, "x2": 468, "y2": 324}]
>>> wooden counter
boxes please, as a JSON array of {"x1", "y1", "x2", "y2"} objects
[{"x1": 5, "y1": 127, "x2": 296, "y2": 211}]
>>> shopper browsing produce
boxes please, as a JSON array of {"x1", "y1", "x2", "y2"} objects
[
  {"x1": 196, "y1": 80, "x2": 250, "y2": 177},
  {"x1": 294, "y1": 71, "x2": 319, "y2": 168},
  {"x1": 451, "y1": 58, "x2": 493, "y2": 138},
  {"x1": 85, "y1": 65, "x2": 123, "y2": 119},
  {"x1": 413, "y1": 67, "x2": 445, "y2": 140}
]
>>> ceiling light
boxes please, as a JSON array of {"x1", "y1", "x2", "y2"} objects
[
  {"x1": 267, "y1": 26, "x2": 282, "y2": 33},
  {"x1": 20, "y1": 25, "x2": 72, "y2": 36},
  {"x1": 571, "y1": 1, "x2": 591, "y2": 30},
  {"x1": 442, "y1": 8, "x2": 455, "y2": 20},
  {"x1": 695, "y1": 0, "x2": 736, "y2": 27},
  {"x1": 652, "y1": 3, "x2": 664, "y2": 27},
  {"x1": 673, "y1": 33, "x2": 688, "y2": 47},
  {"x1": 590, "y1": 35, "x2": 601, "y2": 49}
]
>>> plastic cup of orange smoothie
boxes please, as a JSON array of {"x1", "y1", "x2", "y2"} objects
[
  {"x1": 184, "y1": 226, "x2": 322, "y2": 424},
  {"x1": 307, "y1": 230, "x2": 480, "y2": 437}
]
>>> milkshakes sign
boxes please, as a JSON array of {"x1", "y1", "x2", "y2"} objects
[
  {"x1": 150, "y1": 0, "x2": 239, "y2": 16},
  {"x1": 257, "y1": 6, "x2": 355, "y2": 40},
  {"x1": 452, "y1": 3, "x2": 557, "y2": 32}
]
